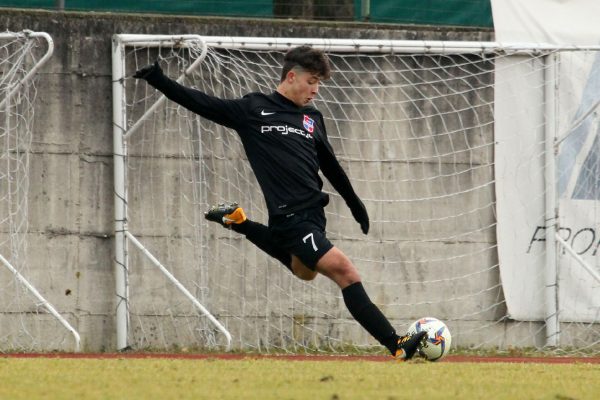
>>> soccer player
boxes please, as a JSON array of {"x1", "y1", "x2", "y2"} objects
[{"x1": 133, "y1": 46, "x2": 427, "y2": 360}]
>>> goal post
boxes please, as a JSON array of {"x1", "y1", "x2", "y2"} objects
[
  {"x1": 112, "y1": 34, "x2": 600, "y2": 354},
  {"x1": 0, "y1": 30, "x2": 80, "y2": 352},
  {"x1": 112, "y1": 34, "x2": 231, "y2": 351}
]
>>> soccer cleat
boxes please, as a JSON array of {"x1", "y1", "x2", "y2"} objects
[
  {"x1": 393, "y1": 331, "x2": 428, "y2": 361},
  {"x1": 204, "y1": 202, "x2": 247, "y2": 228}
]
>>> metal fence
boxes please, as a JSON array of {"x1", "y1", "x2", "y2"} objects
[{"x1": 0, "y1": 1, "x2": 493, "y2": 27}]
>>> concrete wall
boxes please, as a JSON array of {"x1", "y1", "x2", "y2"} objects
[{"x1": 0, "y1": 8, "x2": 505, "y2": 352}]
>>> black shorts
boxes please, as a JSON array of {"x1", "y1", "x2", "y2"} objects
[{"x1": 269, "y1": 207, "x2": 333, "y2": 270}]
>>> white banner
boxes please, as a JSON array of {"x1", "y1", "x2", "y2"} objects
[
  {"x1": 492, "y1": 0, "x2": 600, "y2": 322},
  {"x1": 491, "y1": 0, "x2": 600, "y2": 45}
]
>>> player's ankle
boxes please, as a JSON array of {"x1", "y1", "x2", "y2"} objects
[
  {"x1": 231, "y1": 218, "x2": 250, "y2": 234},
  {"x1": 383, "y1": 333, "x2": 400, "y2": 355}
]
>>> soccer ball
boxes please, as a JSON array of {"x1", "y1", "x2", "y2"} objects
[{"x1": 407, "y1": 317, "x2": 452, "y2": 361}]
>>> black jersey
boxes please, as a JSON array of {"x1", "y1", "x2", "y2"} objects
[{"x1": 143, "y1": 64, "x2": 367, "y2": 229}]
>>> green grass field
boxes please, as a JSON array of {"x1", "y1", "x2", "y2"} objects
[{"x1": 1, "y1": 357, "x2": 599, "y2": 399}]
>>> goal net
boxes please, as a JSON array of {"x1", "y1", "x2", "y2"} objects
[
  {"x1": 0, "y1": 31, "x2": 80, "y2": 352},
  {"x1": 114, "y1": 35, "x2": 600, "y2": 355}
]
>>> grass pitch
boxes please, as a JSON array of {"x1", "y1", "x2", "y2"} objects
[{"x1": 1, "y1": 356, "x2": 599, "y2": 399}]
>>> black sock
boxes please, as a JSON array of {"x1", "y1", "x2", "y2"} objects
[
  {"x1": 231, "y1": 220, "x2": 292, "y2": 272},
  {"x1": 342, "y1": 282, "x2": 399, "y2": 355}
]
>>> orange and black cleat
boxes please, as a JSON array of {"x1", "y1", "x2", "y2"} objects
[
  {"x1": 393, "y1": 331, "x2": 428, "y2": 361},
  {"x1": 204, "y1": 202, "x2": 247, "y2": 228}
]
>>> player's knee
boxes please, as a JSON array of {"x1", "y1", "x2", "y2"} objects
[
  {"x1": 337, "y1": 264, "x2": 360, "y2": 285},
  {"x1": 316, "y1": 248, "x2": 361, "y2": 287}
]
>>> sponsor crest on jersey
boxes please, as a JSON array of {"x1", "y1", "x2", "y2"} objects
[{"x1": 303, "y1": 115, "x2": 314, "y2": 134}]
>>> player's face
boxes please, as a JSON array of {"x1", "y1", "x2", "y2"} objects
[{"x1": 288, "y1": 69, "x2": 321, "y2": 107}]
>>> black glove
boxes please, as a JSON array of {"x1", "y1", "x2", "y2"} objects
[
  {"x1": 133, "y1": 60, "x2": 160, "y2": 79},
  {"x1": 350, "y1": 199, "x2": 369, "y2": 235}
]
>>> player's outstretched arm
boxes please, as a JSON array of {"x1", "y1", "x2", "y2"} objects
[{"x1": 132, "y1": 60, "x2": 247, "y2": 129}]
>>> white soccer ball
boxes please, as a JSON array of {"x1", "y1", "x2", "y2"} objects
[{"x1": 407, "y1": 317, "x2": 452, "y2": 361}]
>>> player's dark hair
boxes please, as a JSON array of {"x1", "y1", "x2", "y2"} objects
[{"x1": 280, "y1": 46, "x2": 331, "y2": 82}]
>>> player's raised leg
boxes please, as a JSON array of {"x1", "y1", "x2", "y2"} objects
[{"x1": 205, "y1": 202, "x2": 296, "y2": 274}]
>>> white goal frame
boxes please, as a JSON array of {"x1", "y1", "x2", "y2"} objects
[
  {"x1": 111, "y1": 34, "x2": 600, "y2": 352},
  {"x1": 0, "y1": 30, "x2": 80, "y2": 352},
  {"x1": 112, "y1": 34, "x2": 231, "y2": 351}
]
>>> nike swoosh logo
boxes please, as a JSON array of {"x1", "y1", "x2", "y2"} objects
[{"x1": 261, "y1": 110, "x2": 275, "y2": 116}]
